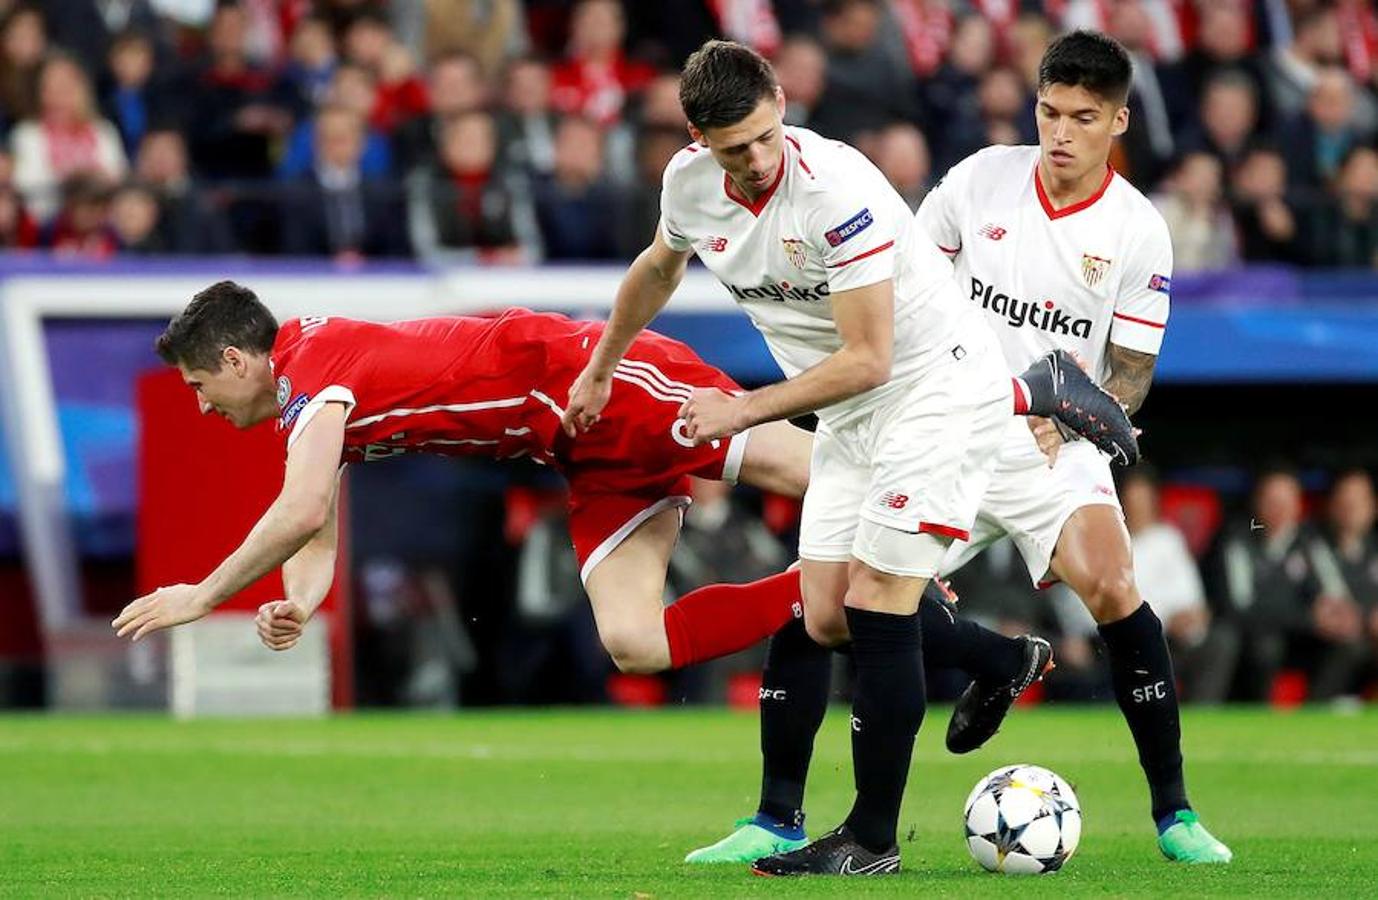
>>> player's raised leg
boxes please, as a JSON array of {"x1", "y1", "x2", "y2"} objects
[
  {"x1": 582, "y1": 506, "x2": 683, "y2": 673},
  {"x1": 582, "y1": 501, "x2": 806, "y2": 674},
  {"x1": 1049, "y1": 505, "x2": 1231, "y2": 863}
]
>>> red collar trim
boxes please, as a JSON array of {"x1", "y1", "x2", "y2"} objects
[
  {"x1": 724, "y1": 152, "x2": 786, "y2": 217},
  {"x1": 1034, "y1": 163, "x2": 1114, "y2": 220}
]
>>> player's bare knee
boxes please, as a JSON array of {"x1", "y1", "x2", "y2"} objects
[
  {"x1": 598, "y1": 626, "x2": 667, "y2": 674},
  {"x1": 843, "y1": 560, "x2": 924, "y2": 615},
  {"x1": 605, "y1": 643, "x2": 665, "y2": 674},
  {"x1": 804, "y1": 610, "x2": 850, "y2": 647},
  {"x1": 1083, "y1": 567, "x2": 1140, "y2": 623}
]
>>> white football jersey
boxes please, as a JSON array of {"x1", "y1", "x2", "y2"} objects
[
  {"x1": 917, "y1": 144, "x2": 1172, "y2": 383},
  {"x1": 660, "y1": 126, "x2": 987, "y2": 427}
]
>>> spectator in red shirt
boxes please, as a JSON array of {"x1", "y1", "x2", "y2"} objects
[
  {"x1": 343, "y1": 12, "x2": 428, "y2": 134},
  {"x1": 550, "y1": 0, "x2": 655, "y2": 126}
]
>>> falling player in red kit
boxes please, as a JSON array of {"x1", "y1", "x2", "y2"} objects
[{"x1": 112, "y1": 280, "x2": 1131, "y2": 690}]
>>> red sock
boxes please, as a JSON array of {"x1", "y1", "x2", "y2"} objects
[
  {"x1": 1011, "y1": 376, "x2": 1031, "y2": 415},
  {"x1": 663, "y1": 569, "x2": 803, "y2": 669}
]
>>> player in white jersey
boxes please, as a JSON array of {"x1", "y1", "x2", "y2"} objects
[
  {"x1": 564, "y1": 39, "x2": 1014, "y2": 876},
  {"x1": 920, "y1": 31, "x2": 1228, "y2": 865},
  {"x1": 702, "y1": 30, "x2": 1232, "y2": 868}
]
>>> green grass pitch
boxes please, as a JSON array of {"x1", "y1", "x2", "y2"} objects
[{"x1": 2, "y1": 707, "x2": 1376, "y2": 897}]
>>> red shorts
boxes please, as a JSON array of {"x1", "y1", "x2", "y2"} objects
[{"x1": 561, "y1": 331, "x2": 747, "y2": 583}]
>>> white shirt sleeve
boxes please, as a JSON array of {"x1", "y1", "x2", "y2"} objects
[
  {"x1": 915, "y1": 155, "x2": 974, "y2": 256},
  {"x1": 806, "y1": 167, "x2": 900, "y2": 294},
  {"x1": 658, "y1": 154, "x2": 695, "y2": 253},
  {"x1": 1110, "y1": 211, "x2": 1173, "y2": 355},
  {"x1": 286, "y1": 385, "x2": 357, "y2": 449}
]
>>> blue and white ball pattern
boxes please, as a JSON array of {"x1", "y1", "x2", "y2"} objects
[{"x1": 964, "y1": 764, "x2": 1081, "y2": 874}]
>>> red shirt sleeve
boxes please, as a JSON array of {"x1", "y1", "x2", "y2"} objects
[{"x1": 272, "y1": 317, "x2": 360, "y2": 449}]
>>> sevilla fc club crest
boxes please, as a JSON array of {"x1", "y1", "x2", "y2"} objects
[
  {"x1": 782, "y1": 238, "x2": 807, "y2": 269},
  {"x1": 1081, "y1": 253, "x2": 1112, "y2": 287}
]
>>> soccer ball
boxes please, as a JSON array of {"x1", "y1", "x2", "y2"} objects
[{"x1": 963, "y1": 764, "x2": 1081, "y2": 874}]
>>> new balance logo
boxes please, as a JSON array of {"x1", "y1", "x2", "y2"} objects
[
  {"x1": 702, "y1": 236, "x2": 728, "y2": 252},
  {"x1": 879, "y1": 491, "x2": 909, "y2": 510},
  {"x1": 979, "y1": 223, "x2": 1007, "y2": 241}
]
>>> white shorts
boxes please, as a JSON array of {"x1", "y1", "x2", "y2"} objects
[
  {"x1": 798, "y1": 338, "x2": 1011, "y2": 578},
  {"x1": 939, "y1": 418, "x2": 1122, "y2": 585}
]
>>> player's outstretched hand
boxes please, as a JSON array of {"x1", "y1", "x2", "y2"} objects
[
  {"x1": 256, "y1": 600, "x2": 308, "y2": 651},
  {"x1": 679, "y1": 387, "x2": 746, "y2": 444},
  {"x1": 563, "y1": 367, "x2": 612, "y2": 436},
  {"x1": 112, "y1": 584, "x2": 213, "y2": 641}
]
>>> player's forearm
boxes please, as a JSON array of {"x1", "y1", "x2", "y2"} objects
[
  {"x1": 198, "y1": 496, "x2": 328, "y2": 608},
  {"x1": 739, "y1": 344, "x2": 890, "y2": 427},
  {"x1": 1102, "y1": 344, "x2": 1158, "y2": 415},
  {"x1": 588, "y1": 248, "x2": 681, "y2": 376},
  {"x1": 282, "y1": 500, "x2": 338, "y2": 619}
]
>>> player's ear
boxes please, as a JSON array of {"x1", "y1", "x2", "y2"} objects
[
  {"x1": 1111, "y1": 103, "x2": 1130, "y2": 138},
  {"x1": 687, "y1": 121, "x2": 706, "y2": 146},
  {"x1": 222, "y1": 346, "x2": 246, "y2": 376},
  {"x1": 774, "y1": 85, "x2": 786, "y2": 119}
]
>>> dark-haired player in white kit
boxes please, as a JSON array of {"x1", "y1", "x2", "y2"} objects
[
  {"x1": 567, "y1": 37, "x2": 1036, "y2": 876},
  {"x1": 699, "y1": 30, "x2": 1231, "y2": 868}
]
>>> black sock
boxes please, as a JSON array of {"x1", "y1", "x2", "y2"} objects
[
  {"x1": 756, "y1": 617, "x2": 831, "y2": 829},
  {"x1": 842, "y1": 606, "x2": 925, "y2": 854},
  {"x1": 1098, "y1": 602, "x2": 1190, "y2": 824},
  {"x1": 918, "y1": 583, "x2": 1027, "y2": 684}
]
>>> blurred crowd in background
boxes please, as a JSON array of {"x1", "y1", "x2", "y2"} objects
[{"x1": 5, "y1": 0, "x2": 1378, "y2": 267}]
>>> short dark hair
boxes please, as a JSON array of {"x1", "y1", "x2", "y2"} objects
[
  {"x1": 1038, "y1": 29, "x2": 1132, "y2": 106},
  {"x1": 679, "y1": 39, "x2": 777, "y2": 131},
  {"x1": 156, "y1": 280, "x2": 279, "y2": 371}
]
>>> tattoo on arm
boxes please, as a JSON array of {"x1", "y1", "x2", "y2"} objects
[{"x1": 1103, "y1": 344, "x2": 1157, "y2": 416}]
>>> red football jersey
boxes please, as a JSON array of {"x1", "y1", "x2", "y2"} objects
[
  {"x1": 269, "y1": 307, "x2": 746, "y2": 578},
  {"x1": 270, "y1": 309, "x2": 599, "y2": 464},
  {"x1": 270, "y1": 308, "x2": 740, "y2": 469}
]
